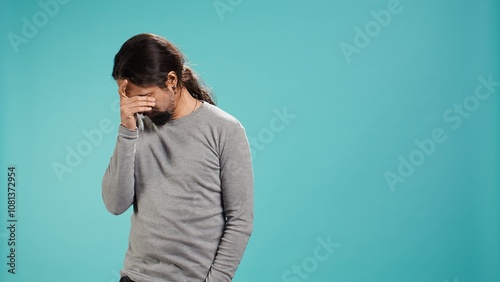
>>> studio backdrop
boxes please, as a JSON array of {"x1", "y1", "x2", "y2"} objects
[{"x1": 1, "y1": 0, "x2": 499, "y2": 281}]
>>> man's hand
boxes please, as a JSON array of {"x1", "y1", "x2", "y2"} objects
[{"x1": 118, "y1": 79, "x2": 155, "y2": 130}]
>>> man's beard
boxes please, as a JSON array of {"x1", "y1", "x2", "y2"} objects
[
  {"x1": 146, "y1": 109, "x2": 174, "y2": 126},
  {"x1": 146, "y1": 90, "x2": 176, "y2": 126}
]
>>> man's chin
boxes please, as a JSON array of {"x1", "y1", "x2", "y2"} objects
[{"x1": 147, "y1": 112, "x2": 172, "y2": 126}]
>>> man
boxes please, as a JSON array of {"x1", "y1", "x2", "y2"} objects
[{"x1": 102, "y1": 33, "x2": 254, "y2": 282}]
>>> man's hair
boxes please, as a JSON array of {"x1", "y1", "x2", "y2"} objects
[{"x1": 112, "y1": 33, "x2": 215, "y2": 105}]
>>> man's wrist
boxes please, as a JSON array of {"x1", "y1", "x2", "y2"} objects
[
  {"x1": 120, "y1": 124, "x2": 137, "y2": 131},
  {"x1": 119, "y1": 124, "x2": 139, "y2": 139}
]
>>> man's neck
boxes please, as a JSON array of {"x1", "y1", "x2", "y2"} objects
[{"x1": 172, "y1": 89, "x2": 199, "y2": 120}]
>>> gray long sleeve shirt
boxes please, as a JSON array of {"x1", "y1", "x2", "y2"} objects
[{"x1": 102, "y1": 101, "x2": 254, "y2": 282}]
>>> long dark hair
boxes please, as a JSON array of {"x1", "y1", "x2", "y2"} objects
[{"x1": 112, "y1": 33, "x2": 215, "y2": 105}]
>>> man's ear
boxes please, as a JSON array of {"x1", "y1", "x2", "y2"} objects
[{"x1": 165, "y1": 71, "x2": 178, "y2": 89}]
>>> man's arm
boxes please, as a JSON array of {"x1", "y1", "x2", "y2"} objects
[
  {"x1": 102, "y1": 79, "x2": 153, "y2": 215},
  {"x1": 206, "y1": 122, "x2": 254, "y2": 281},
  {"x1": 101, "y1": 125, "x2": 138, "y2": 215}
]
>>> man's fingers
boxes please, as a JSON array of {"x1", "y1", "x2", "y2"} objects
[
  {"x1": 131, "y1": 106, "x2": 154, "y2": 113},
  {"x1": 120, "y1": 95, "x2": 155, "y2": 117},
  {"x1": 117, "y1": 80, "x2": 155, "y2": 117},
  {"x1": 126, "y1": 105, "x2": 154, "y2": 113},
  {"x1": 121, "y1": 98, "x2": 155, "y2": 107},
  {"x1": 129, "y1": 96, "x2": 155, "y2": 102},
  {"x1": 118, "y1": 79, "x2": 129, "y2": 97},
  {"x1": 123, "y1": 106, "x2": 153, "y2": 117},
  {"x1": 121, "y1": 79, "x2": 128, "y2": 92}
]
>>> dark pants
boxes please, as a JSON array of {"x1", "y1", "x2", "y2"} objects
[{"x1": 119, "y1": 276, "x2": 135, "y2": 282}]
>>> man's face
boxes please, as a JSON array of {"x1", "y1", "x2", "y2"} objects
[{"x1": 118, "y1": 79, "x2": 176, "y2": 125}]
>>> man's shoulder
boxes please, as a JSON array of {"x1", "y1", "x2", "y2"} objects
[{"x1": 202, "y1": 102, "x2": 244, "y2": 129}]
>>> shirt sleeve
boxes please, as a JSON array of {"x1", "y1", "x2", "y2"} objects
[
  {"x1": 206, "y1": 122, "x2": 254, "y2": 282},
  {"x1": 101, "y1": 125, "x2": 138, "y2": 215}
]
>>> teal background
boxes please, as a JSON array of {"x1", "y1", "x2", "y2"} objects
[{"x1": 1, "y1": 0, "x2": 499, "y2": 281}]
